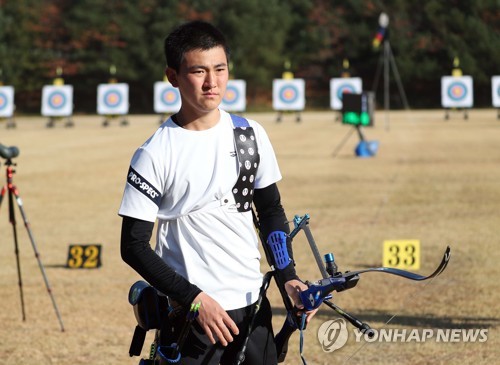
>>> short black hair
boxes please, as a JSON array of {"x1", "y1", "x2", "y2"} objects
[{"x1": 164, "y1": 20, "x2": 230, "y2": 72}]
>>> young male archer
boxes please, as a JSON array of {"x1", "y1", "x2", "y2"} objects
[{"x1": 119, "y1": 20, "x2": 316, "y2": 364}]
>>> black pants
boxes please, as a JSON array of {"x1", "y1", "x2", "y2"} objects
[{"x1": 158, "y1": 296, "x2": 277, "y2": 365}]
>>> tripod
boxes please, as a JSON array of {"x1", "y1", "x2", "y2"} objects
[
  {"x1": 0, "y1": 154, "x2": 65, "y2": 332},
  {"x1": 372, "y1": 38, "x2": 410, "y2": 130}
]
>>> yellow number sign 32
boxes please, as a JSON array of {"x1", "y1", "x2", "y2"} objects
[{"x1": 66, "y1": 244, "x2": 102, "y2": 269}]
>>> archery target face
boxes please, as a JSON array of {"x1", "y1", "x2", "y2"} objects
[
  {"x1": 330, "y1": 77, "x2": 363, "y2": 110},
  {"x1": 220, "y1": 79, "x2": 246, "y2": 112},
  {"x1": 41, "y1": 85, "x2": 73, "y2": 116},
  {"x1": 441, "y1": 76, "x2": 473, "y2": 108},
  {"x1": 0, "y1": 86, "x2": 14, "y2": 117},
  {"x1": 154, "y1": 82, "x2": 181, "y2": 113},
  {"x1": 492, "y1": 76, "x2": 500, "y2": 107},
  {"x1": 272, "y1": 79, "x2": 305, "y2": 111},
  {"x1": 97, "y1": 83, "x2": 129, "y2": 115}
]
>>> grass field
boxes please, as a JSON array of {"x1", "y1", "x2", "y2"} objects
[{"x1": 1, "y1": 109, "x2": 499, "y2": 364}]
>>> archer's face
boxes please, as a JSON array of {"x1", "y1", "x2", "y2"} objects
[{"x1": 168, "y1": 46, "x2": 229, "y2": 116}]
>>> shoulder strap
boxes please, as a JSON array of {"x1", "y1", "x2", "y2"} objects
[
  {"x1": 230, "y1": 114, "x2": 250, "y2": 128},
  {"x1": 229, "y1": 114, "x2": 260, "y2": 212}
]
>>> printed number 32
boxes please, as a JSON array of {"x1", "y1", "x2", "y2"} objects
[{"x1": 67, "y1": 245, "x2": 101, "y2": 268}]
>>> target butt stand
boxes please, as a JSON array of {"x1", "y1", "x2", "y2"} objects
[
  {"x1": 43, "y1": 68, "x2": 74, "y2": 128},
  {"x1": 99, "y1": 66, "x2": 130, "y2": 127},
  {"x1": 0, "y1": 144, "x2": 65, "y2": 332},
  {"x1": 1, "y1": 116, "x2": 16, "y2": 129}
]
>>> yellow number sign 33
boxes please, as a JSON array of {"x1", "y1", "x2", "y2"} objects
[{"x1": 383, "y1": 240, "x2": 420, "y2": 270}]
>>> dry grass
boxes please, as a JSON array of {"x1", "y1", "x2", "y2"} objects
[{"x1": 0, "y1": 109, "x2": 499, "y2": 364}]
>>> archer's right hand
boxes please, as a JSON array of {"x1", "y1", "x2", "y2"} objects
[{"x1": 192, "y1": 292, "x2": 240, "y2": 346}]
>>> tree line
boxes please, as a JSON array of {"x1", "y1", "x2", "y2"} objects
[{"x1": 1, "y1": 0, "x2": 498, "y2": 113}]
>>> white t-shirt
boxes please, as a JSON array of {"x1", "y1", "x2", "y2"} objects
[{"x1": 119, "y1": 110, "x2": 282, "y2": 310}]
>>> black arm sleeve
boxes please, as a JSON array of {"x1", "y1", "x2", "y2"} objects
[
  {"x1": 120, "y1": 216, "x2": 202, "y2": 306},
  {"x1": 253, "y1": 183, "x2": 299, "y2": 283}
]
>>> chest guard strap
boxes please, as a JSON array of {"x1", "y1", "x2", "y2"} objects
[{"x1": 230, "y1": 114, "x2": 260, "y2": 212}]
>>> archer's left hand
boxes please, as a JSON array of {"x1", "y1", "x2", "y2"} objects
[{"x1": 284, "y1": 279, "x2": 318, "y2": 324}]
